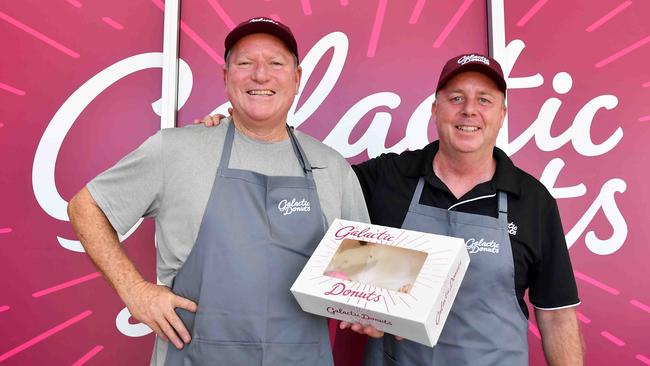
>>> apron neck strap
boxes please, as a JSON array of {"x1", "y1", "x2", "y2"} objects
[
  {"x1": 409, "y1": 177, "x2": 427, "y2": 209},
  {"x1": 497, "y1": 191, "x2": 508, "y2": 219},
  {"x1": 219, "y1": 121, "x2": 314, "y2": 178},
  {"x1": 287, "y1": 125, "x2": 313, "y2": 174},
  {"x1": 219, "y1": 121, "x2": 237, "y2": 168}
]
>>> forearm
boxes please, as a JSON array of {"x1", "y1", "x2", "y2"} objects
[
  {"x1": 69, "y1": 187, "x2": 197, "y2": 348},
  {"x1": 536, "y1": 307, "x2": 584, "y2": 365},
  {"x1": 68, "y1": 187, "x2": 146, "y2": 300}
]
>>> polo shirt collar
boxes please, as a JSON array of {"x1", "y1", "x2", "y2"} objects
[{"x1": 395, "y1": 140, "x2": 521, "y2": 198}]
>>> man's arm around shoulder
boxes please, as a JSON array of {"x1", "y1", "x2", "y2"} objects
[
  {"x1": 536, "y1": 307, "x2": 584, "y2": 365},
  {"x1": 68, "y1": 188, "x2": 197, "y2": 349}
]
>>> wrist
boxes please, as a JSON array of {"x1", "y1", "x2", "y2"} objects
[{"x1": 116, "y1": 276, "x2": 148, "y2": 303}]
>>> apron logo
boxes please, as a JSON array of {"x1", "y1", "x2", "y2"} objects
[
  {"x1": 465, "y1": 238, "x2": 500, "y2": 254},
  {"x1": 278, "y1": 198, "x2": 311, "y2": 215},
  {"x1": 508, "y1": 221, "x2": 518, "y2": 235}
]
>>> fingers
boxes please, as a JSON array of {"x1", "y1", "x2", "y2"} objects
[
  {"x1": 363, "y1": 325, "x2": 385, "y2": 338},
  {"x1": 227, "y1": 107, "x2": 233, "y2": 115},
  {"x1": 174, "y1": 295, "x2": 198, "y2": 313},
  {"x1": 123, "y1": 283, "x2": 195, "y2": 349},
  {"x1": 340, "y1": 321, "x2": 385, "y2": 338},
  {"x1": 202, "y1": 115, "x2": 214, "y2": 127},
  {"x1": 151, "y1": 294, "x2": 196, "y2": 349},
  {"x1": 351, "y1": 323, "x2": 383, "y2": 337},
  {"x1": 194, "y1": 113, "x2": 228, "y2": 127},
  {"x1": 350, "y1": 322, "x2": 363, "y2": 333},
  {"x1": 148, "y1": 297, "x2": 195, "y2": 349},
  {"x1": 147, "y1": 322, "x2": 168, "y2": 343},
  {"x1": 164, "y1": 307, "x2": 191, "y2": 345},
  {"x1": 161, "y1": 295, "x2": 196, "y2": 347},
  {"x1": 199, "y1": 114, "x2": 221, "y2": 127},
  {"x1": 157, "y1": 313, "x2": 185, "y2": 349}
]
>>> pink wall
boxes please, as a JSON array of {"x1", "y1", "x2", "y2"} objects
[
  {"x1": 1, "y1": 0, "x2": 648, "y2": 365},
  {"x1": 1, "y1": 1, "x2": 163, "y2": 364},
  {"x1": 505, "y1": 1, "x2": 650, "y2": 364}
]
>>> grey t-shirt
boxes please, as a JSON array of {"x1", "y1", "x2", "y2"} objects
[
  {"x1": 87, "y1": 120, "x2": 369, "y2": 365},
  {"x1": 88, "y1": 119, "x2": 369, "y2": 284}
]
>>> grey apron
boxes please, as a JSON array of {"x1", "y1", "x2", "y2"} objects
[
  {"x1": 365, "y1": 177, "x2": 528, "y2": 366},
  {"x1": 164, "y1": 122, "x2": 332, "y2": 366}
]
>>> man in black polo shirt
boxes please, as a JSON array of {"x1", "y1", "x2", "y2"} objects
[
  {"x1": 198, "y1": 53, "x2": 583, "y2": 365},
  {"x1": 349, "y1": 54, "x2": 583, "y2": 365}
]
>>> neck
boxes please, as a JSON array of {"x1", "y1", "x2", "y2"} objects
[
  {"x1": 231, "y1": 113, "x2": 289, "y2": 142},
  {"x1": 433, "y1": 148, "x2": 496, "y2": 199}
]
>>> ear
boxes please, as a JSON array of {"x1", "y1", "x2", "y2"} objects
[
  {"x1": 431, "y1": 99, "x2": 438, "y2": 126},
  {"x1": 498, "y1": 102, "x2": 507, "y2": 129},
  {"x1": 294, "y1": 65, "x2": 302, "y2": 95}
]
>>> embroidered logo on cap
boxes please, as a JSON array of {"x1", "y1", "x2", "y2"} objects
[
  {"x1": 465, "y1": 238, "x2": 500, "y2": 254},
  {"x1": 250, "y1": 17, "x2": 278, "y2": 25},
  {"x1": 278, "y1": 198, "x2": 311, "y2": 215},
  {"x1": 457, "y1": 54, "x2": 490, "y2": 66}
]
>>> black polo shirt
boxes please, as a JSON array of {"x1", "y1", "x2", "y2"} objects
[{"x1": 352, "y1": 141, "x2": 580, "y2": 318}]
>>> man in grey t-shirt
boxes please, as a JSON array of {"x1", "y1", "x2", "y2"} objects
[{"x1": 68, "y1": 17, "x2": 368, "y2": 366}]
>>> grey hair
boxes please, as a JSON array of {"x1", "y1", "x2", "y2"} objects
[
  {"x1": 433, "y1": 91, "x2": 507, "y2": 107},
  {"x1": 224, "y1": 49, "x2": 299, "y2": 69}
]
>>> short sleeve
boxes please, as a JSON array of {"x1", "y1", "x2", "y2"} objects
[
  {"x1": 87, "y1": 132, "x2": 163, "y2": 235},
  {"x1": 528, "y1": 198, "x2": 580, "y2": 309},
  {"x1": 352, "y1": 157, "x2": 382, "y2": 207},
  {"x1": 338, "y1": 158, "x2": 370, "y2": 224}
]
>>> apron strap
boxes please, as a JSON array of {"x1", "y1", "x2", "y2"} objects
[
  {"x1": 219, "y1": 121, "x2": 315, "y2": 181},
  {"x1": 409, "y1": 177, "x2": 427, "y2": 209},
  {"x1": 497, "y1": 191, "x2": 508, "y2": 220},
  {"x1": 287, "y1": 126, "x2": 314, "y2": 177},
  {"x1": 218, "y1": 120, "x2": 237, "y2": 169}
]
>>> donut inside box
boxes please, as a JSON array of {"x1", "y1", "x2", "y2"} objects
[{"x1": 290, "y1": 219, "x2": 469, "y2": 347}]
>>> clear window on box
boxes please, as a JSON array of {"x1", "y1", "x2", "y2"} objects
[{"x1": 324, "y1": 239, "x2": 428, "y2": 294}]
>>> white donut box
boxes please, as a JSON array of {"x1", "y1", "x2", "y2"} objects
[{"x1": 290, "y1": 219, "x2": 470, "y2": 347}]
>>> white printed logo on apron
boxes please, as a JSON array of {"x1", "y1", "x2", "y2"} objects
[
  {"x1": 465, "y1": 238, "x2": 500, "y2": 254},
  {"x1": 278, "y1": 198, "x2": 311, "y2": 215},
  {"x1": 508, "y1": 222, "x2": 518, "y2": 235}
]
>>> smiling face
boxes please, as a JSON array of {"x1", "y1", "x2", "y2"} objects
[
  {"x1": 224, "y1": 33, "x2": 301, "y2": 128},
  {"x1": 433, "y1": 71, "x2": 507, "y2": 160}
]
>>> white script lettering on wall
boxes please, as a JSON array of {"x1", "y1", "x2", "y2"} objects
[
  {"x1": 501, "y1": 40, "x2": 626, "y2": 255},
  {"x1": 206, "y1": 34, "x2": 629, "y2": 255},
  {"x1": 32, "y1": 53, "x2": 193, "y2": 252}
]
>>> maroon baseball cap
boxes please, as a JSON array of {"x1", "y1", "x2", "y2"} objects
[
  {"x1": 224, "y1": 17, "x2": 299, "y2": 61},
  {"x1": 436, "y1": 53, "x2": 507, "y2": 93}
]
